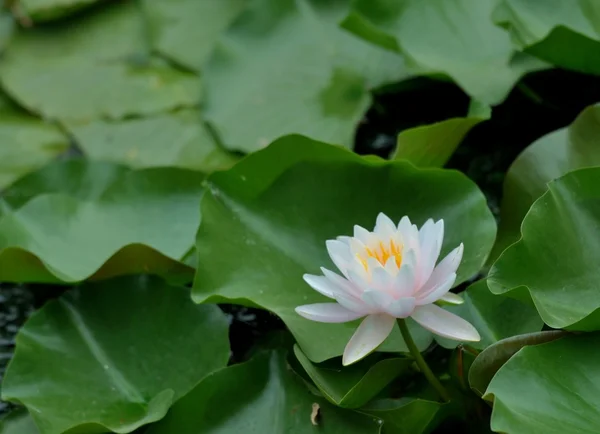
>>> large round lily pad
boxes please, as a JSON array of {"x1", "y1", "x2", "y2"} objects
[{"x1": 193, "y1": 135, "x2": 496, "y2": 362}]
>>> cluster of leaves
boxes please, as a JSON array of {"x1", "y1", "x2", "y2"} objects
[{"x1": 1, "y1": 0, "x2": 600, "y2": 433}]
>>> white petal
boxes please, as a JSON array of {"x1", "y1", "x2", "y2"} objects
[
  {"x1": 361, "y1": 290, "x2": 393, "y2": 311},
  {"x1": 303, "y1": 274, "x2": 340, "y2": 299},
  {"x1": 342, "y1": 314, "x2": 396, "y2": 365},
  {"x1": 393, "y1": 262, "x2": 416, "y2": 298},
  {"x1": 349, "y1": 237, "x2": 367, "y2": 256},
  {"x1": 421, "y1": 244, "x2": 464, "y2": 294},
  {"x1": 402, "y1": 248, "x2": 418, "y2": 269},
  {"x1": 348, "y1": 269, "x2": 369, "y2": 290},
  {"x1": 321, "y1": 267, "x2": 361, "y2": 297},
  {"x1": 295, "y1": 303, "x2": 364, "y2": 323},
  {"x1": 438, "y1": 292, "x2": 464, "y2": 305},
  {"x1": 397, "y1": 215, "x2": 412, "y2": 233},
  {"x1": 336, "y1": 236, "x2": 353, "y2": 247},
  {"x1": 384, "y1": 256, "x2": 399, "y2": 275},
  {"x1": 326, "y1": 239, "x2": 352, "y2": 275},
  {"x1": 367, "y1": 257, "x2": 382, "y2": 273},
  {"x1": 375, "y1": 213, "x2": 396, "y2": 238},
  {"x1": 353, "y1": 225, "x2": 374, "y2": 245},
  {"x1": 410, "y1": 304, "x2": 480, "y2": 341},
  {"x1": 418, "y1": 219, "x2": 444, "y2": 285},
  {"x1": 385, "y1": 297, "x2": 416, "y2": 318},
  {"x1": 371, "y1": 266, "x2": 392, "y2": 291},
  {"x1": 415, "y1": 273, "x2": 456, "y2": 305},
  {"x1": 334, "y1": 292, "x2": 372, "y2": 314}
]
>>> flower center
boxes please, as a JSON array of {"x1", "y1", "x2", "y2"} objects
[{"x1": 360, "y1": 240, "x2": 403, "y2": 270}]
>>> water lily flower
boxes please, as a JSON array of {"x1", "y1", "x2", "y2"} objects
[{"x1": 295, "y1": 213, "x2": 480, "y2": 366}]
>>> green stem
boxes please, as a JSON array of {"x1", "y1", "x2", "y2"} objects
[{"x1": 397, "y1": 319, "x2": 450, "y2": 402}]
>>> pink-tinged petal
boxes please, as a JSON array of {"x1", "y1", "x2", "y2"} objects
[
  {"x1": 303, "y1": 274, "x2": 340, "y2": 299},
  {"x1": 418, "y1": 219, "x2": 444, "y2": 286},
  {"x1": 296, "y1": 303, "x2": 364, "y2": 323},
  {"x1": 393, "y1": 263, "x2": 416, "y2": 298},
  {"x1": 410, "y1": 304, "x2": 480, "y2": 341},
  {"x1": 321, "y1": 267, "x2": 361, "y2": 297},
  {"x1": 421, "y1": 244, "x2": 464, "y2": 294},
  {"x1": 415, "y1": 273, "x2": 456, "y2": 305},
  {"x1": 361, "y1": 290, "x2": 394, "y2": 311},
  {"x1": 437, "y1": 292, "x2": 464, "y2": 305},
  {"x1": 375, "y1": 213, "x2": 396, "y2": 238},
  {"x1": 334, "y1": 292, "x2": 372, "y2": 314},
  {"x1": 343, "y1": 314, "x2": 396, "y2": 365},
  {"x1": 385, "y1": 297, "x2": 416, "y2": 318},
  {"x1": 326, "y1": 239, "x2": 352, "y2": 275}
]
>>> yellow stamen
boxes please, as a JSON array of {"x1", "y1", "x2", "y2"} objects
[{"x1": 360, "y1": 239, "x2": 403, "y2": 271}]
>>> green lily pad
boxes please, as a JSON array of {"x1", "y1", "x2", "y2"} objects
[
  {"x1": 0, "y1": 1, "x2": 200, "y2": 123},
  {"x1": 18, "y1": 0, "x2": 99, "y2": 22},
  {"x1": 494, "y1": 0, "x2": 600, "y2": 75},
  {"x1": 146, "y1": 350, "x2": 382, "y2": 434},
  {"x1": 0, "y1": 163, "x2": 204, "y2": 283},
  {"x1": 469, "y1": 330, "x2": 567, "y2": 397},
  {"x1": 203, "y1": 0, "x2": 412, "y2": 153},
  {"x1": 393, "y1": 102, "x2": 490, "y2": 167},
  {"x1": 359, "y1": 397, "x2": 445, "y2": 434},
  {"x1": 491, "y1": 104, "x2": 600, "y2": 261},
  {"x1": 142, "y1": 0, "x2": 246, "y2": 72},
  {"x1": 435, "y1": 280, "x2": 543, "y2": 350},
  {"x1": 485, "y1": 333, "x2": 600, "y2": 434},
  {"x1": 342, "y1": 0, "x2": 546, "y2": 104},
  {"x1": 0, "y1": 109, "x2": 69, "y2": 190},
  {"x1": 293, "y1": 345, "x2": 413, "y2": 408},
  {"x1": 0, "y1": 410, "x2": 39, "y2": 434},
  {"x1": 0, "y1": 160, "x2": 128, "y2": 216},
  {"x1": 192, "y1": 135, "x2": 496, "y2": 362},
  {"x1": 2, "y1": 276, "x2": 230, "y2": 434},
  {"x1": 67, "y1": 110, "x2": 238, "y2": 172},
  {"x1": 489, "y1": 167, "x2": 600, "y2": 330}
]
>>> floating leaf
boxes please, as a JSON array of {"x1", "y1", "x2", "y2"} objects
[
  {"x1": 485, "y1": 334, "x2": 600, "y2": 434},
  {"x1": 0, "y1": 164, "x2": 204, "y2": 283},
  {"x1": 2, "y1": 276, "x2": 230, "y2": 434},
  {"x1": 468, "y1": 330, "x2": 567, "y2": 397},
  {"x1": 392, "y1": 103, "x2": 490, "y2": 167},
  {"x1": 18, "y1": 0, "x2": 99, "y2": 22},
  {"x1": 1, "y1": 1, "x2": 200, "y2": 123},
  {"x1": 359, "y1": 397, "x2": 445, "y2": 434},
  {"x1": 293, "y1": 345, "x2": 412, "y2": 408},
  {"x1": 0, "y1": 106, "x2": 69, "y2": 190},
  {"x1": 142, "y1": 0, "x2": 246, "y2": 72},
  {"x1": 67, "y1": 110, "x2": 238, "y2": 172},
  {"x1": 193, "y1": 135, "x2": 496, "y2": 362},
  {"x1": 489, "y1": 167, "x2": 600, "y2": 330},
  {"x1": 203, "y1": 0, "x2": 411, "y2": 153},
  {"x1": 491, "y1": 104, "x2": 600, "y2": 261},
  {"x1": 435, "y1": 280, "x2": 543, "y2": 350},
  {"x1": 342, "y1": 0, "x2": 546, "y2": 104},
  {"x1": 146, "y1": 350, "x2": 382, "y2": 434},
  {"x1": 0, "y1": 410, "x2": 38, "y2": 434},
  {"x1": 0, "y1": 160, "x2": 128, "y2": 216},
  {"x1": 495, "y1": 0, "x2": 600, "y2": 75}
]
